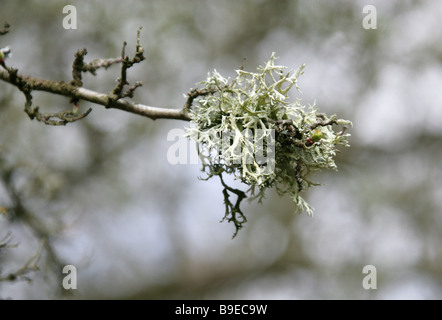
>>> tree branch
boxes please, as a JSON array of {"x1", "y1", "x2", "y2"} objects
[
  {"x1": 0, "y1": 68, "x2": 191, "y2": 121},
  {"x1": 0, "y1": 26, "x2": 193, "y2": 123}
]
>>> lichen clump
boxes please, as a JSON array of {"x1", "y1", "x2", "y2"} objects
[{"x1": 186, "y1": 53, "x2": 352, "y2": 237}]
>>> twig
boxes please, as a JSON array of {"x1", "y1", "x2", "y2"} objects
[
  {"x1": 0, "y1": 26, "x2": 192, "y2": 123},
  {"x1": 218, "y1": 173, "x2": 247, "y2": 238},
  {"x1": 0, "y1": 239, "x2": 43, "y2": 282},
  {"x1": 0, "y1": 68, "x2": 191, "y2": 121},
  {"x1": 184, "y1": 87, "x2": 222, "y2": 113},
  {"x1": 309, "y1": 114, "x2": 338, "y2": 130}
]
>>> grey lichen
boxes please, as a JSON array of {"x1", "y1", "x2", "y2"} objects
[{"x1": 186, "y1": 53, "x2": 352, "y2": 237}]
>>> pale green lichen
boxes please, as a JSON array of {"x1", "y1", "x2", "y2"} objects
[{"x1": 185, "y1": 53, "x2": 352, "y2": 237}]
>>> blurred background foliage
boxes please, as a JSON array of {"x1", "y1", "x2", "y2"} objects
[{"x1": 0, "y1": 0, "x2": 441, "y2": 299}]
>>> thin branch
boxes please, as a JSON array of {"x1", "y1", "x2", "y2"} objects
[
  {"x1": 0, "y1": 68, "x2": 191, "y2": 121},
  {"x1": 184, "y1": 87, "x2": 221, "y2": 113},
  {"x1": 85, "y1": 57, "x2": 124, "y2": 74},
  {"x1": 71, "y1": 48, "x2": 87, "y2": 86},
  {"x1": 0, "y1": 241, "x2": 42, "y2": 282},
  {"x1": 0, "y1": 158, "x2": 68, "y2": 288},
  {"x1": 111, "y1": 27, "x2": 145, "y2": 99},
  {"x1": 0, "y1": 26, "x2": 193, "y2": 122},
  {"x1": 218, "y1": 173, "x2": 247, "y2": 238},
  {"x1": 309, "y1": 114, "x2": 338, "y2": 130},
  {"x1": 0, "y1": 232, "x2": 16, "y2": 249}
]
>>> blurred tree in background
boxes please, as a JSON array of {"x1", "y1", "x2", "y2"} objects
[{"x1": 0, "y1": 0, "x2": 441, "y2": 299}]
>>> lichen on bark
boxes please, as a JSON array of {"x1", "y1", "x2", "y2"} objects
[{"x1": 186, "y1": 53, "x2": 352, "y2": 237}]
